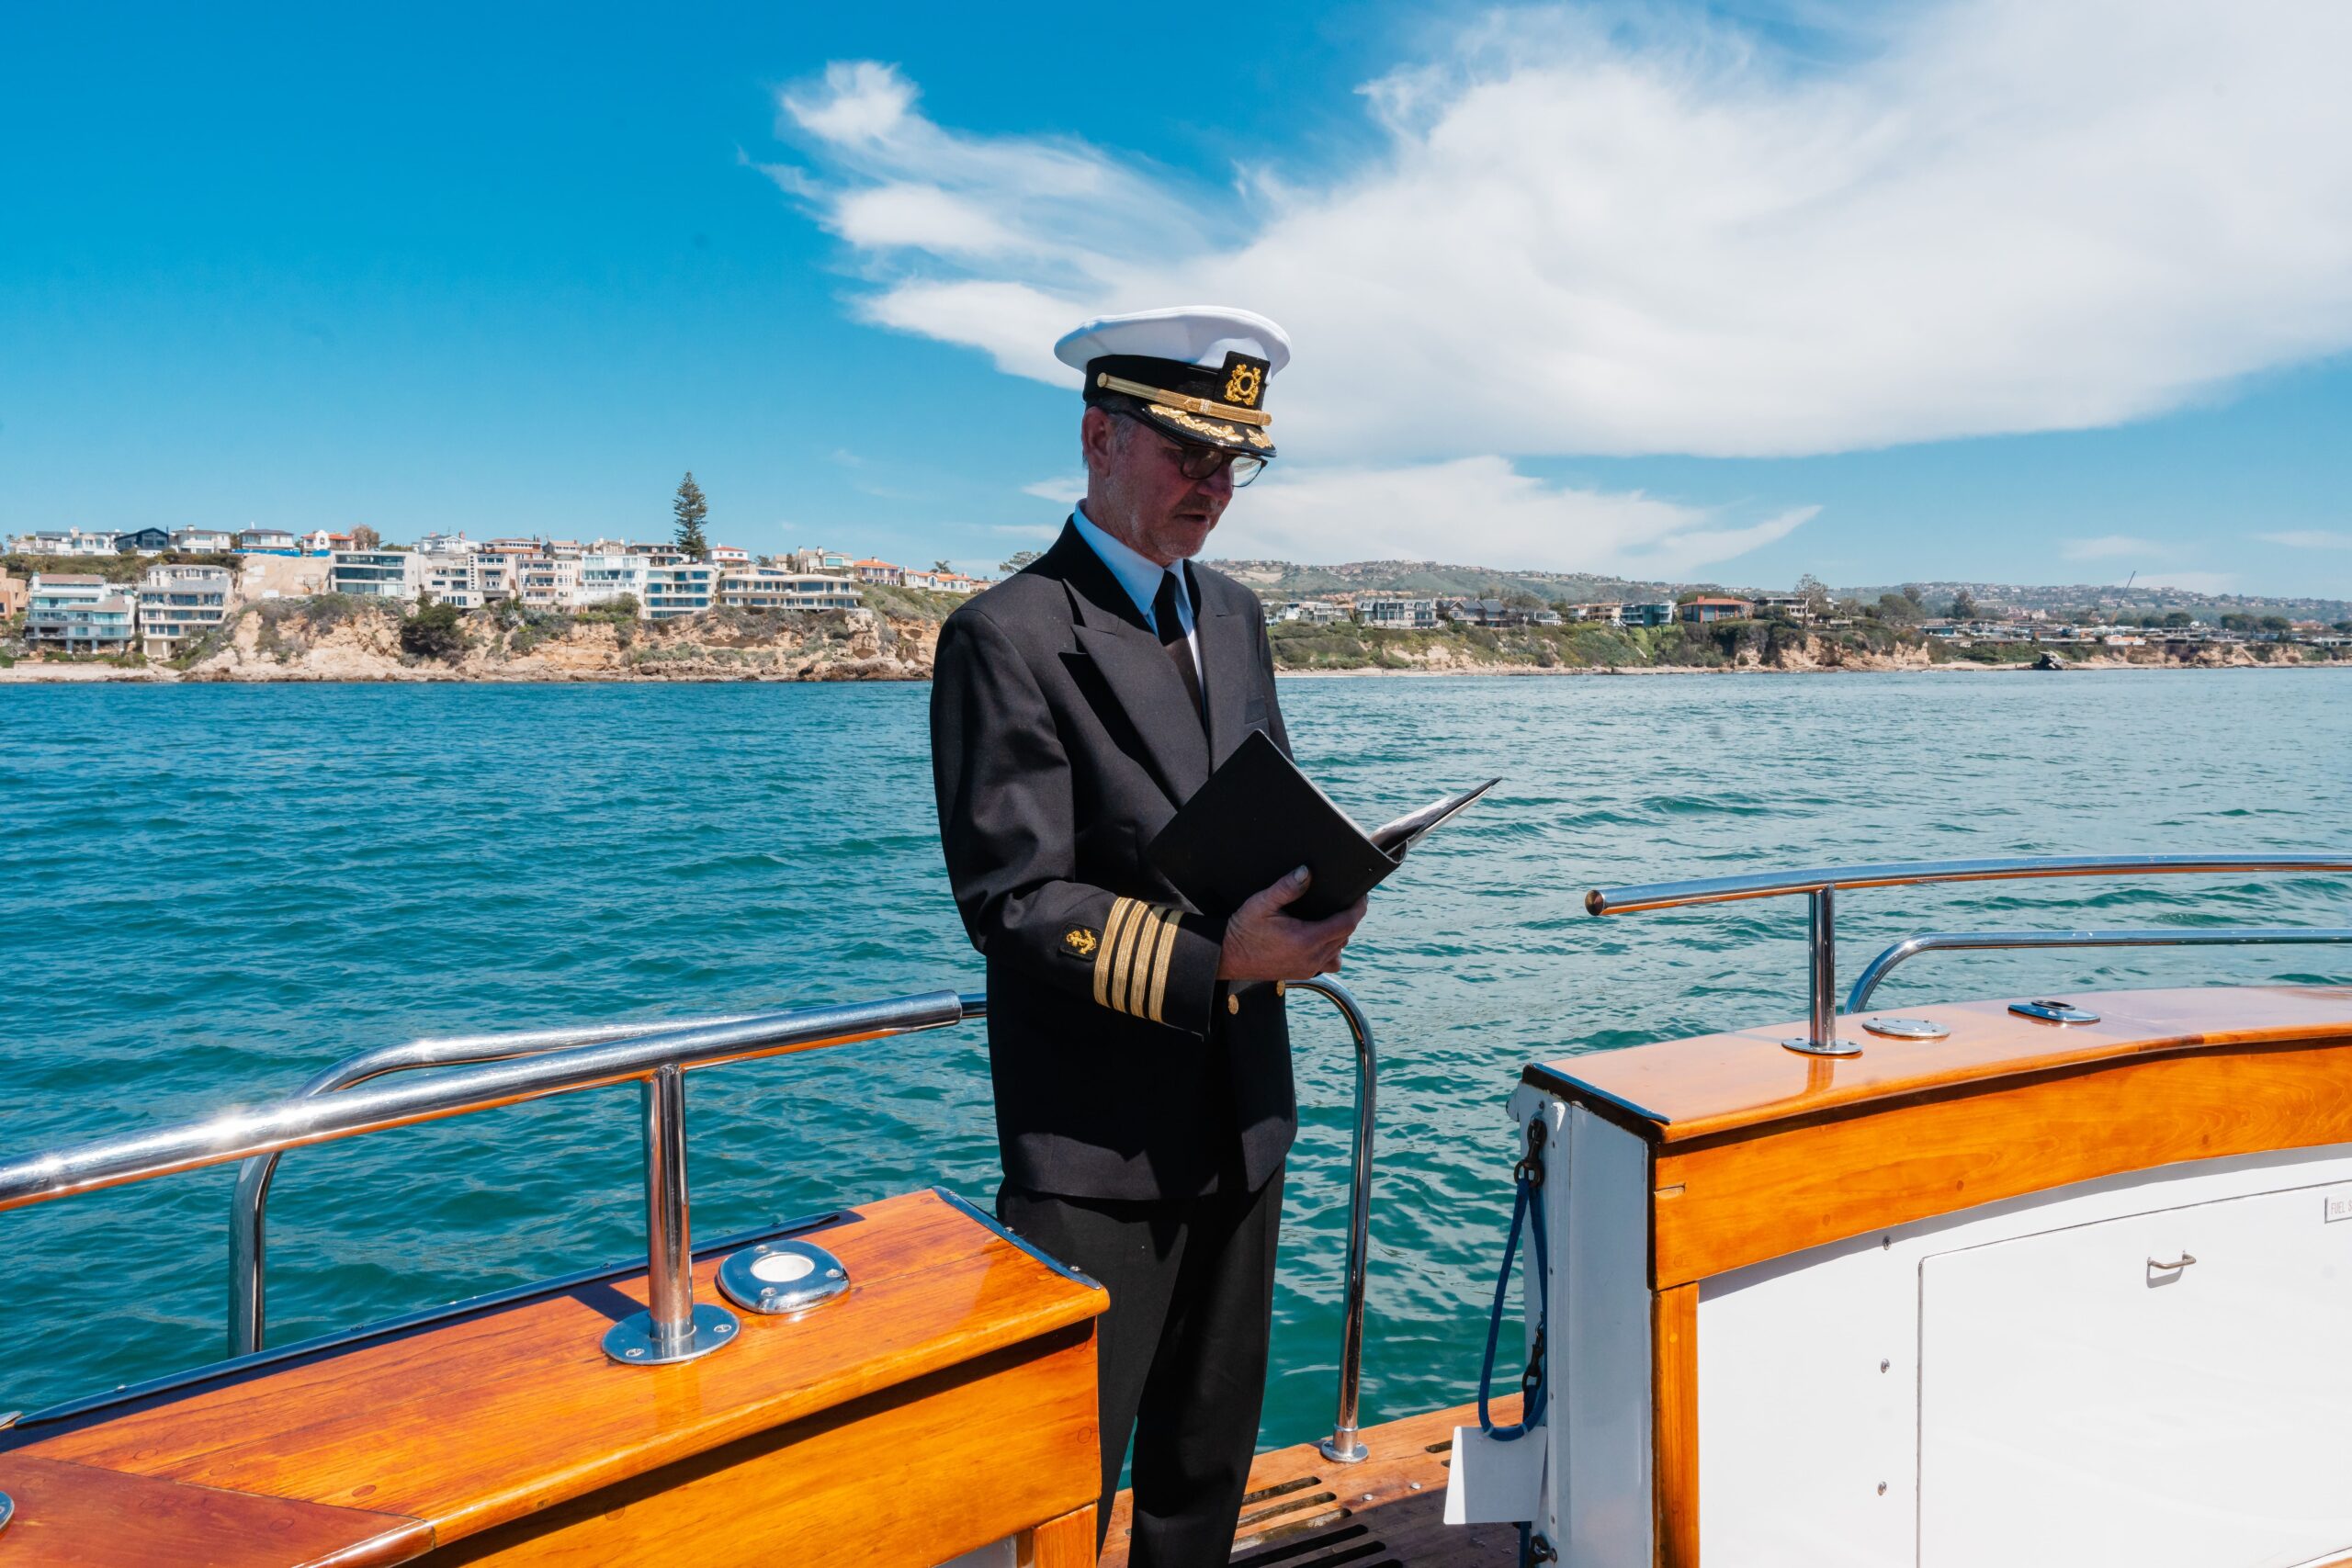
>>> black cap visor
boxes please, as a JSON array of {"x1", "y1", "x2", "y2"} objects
[{"x1": 1084, "y1": 353, "x2": 1276, "y2": 459}]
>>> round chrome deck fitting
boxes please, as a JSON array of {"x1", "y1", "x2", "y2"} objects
[
  {"x1": 1862, "y1": 1016, "x2": 1951, "y2": 1041},
  {"x1": 601, "y1": 1302, "x2": 740, "y2": 1366},
  {"x1": 718, "y1": 1239, "x2": 851, "y2": 1316},
  {"x1": 1781, "y1": 1036, "x2": 1863, "y2": 1057},
  {"x1": 2009, "y1": 998, "x2": 2100, "y2": 1025}
]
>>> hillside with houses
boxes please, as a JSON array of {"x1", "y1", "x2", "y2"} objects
[
  {"x1": 6, "y1": 527, "x2": 2348, "y2": 680},
  {"x1": 1, "y1": 524, "x2": 983, "y2": 671}
]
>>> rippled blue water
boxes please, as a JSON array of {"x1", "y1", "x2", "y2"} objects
[{"x1": 3, "y1": 671, "x2": 2348, "y2": 1443}]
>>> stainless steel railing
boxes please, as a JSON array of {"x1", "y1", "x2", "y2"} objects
[
  {"x1": 1281, "y1": 978, "x2": 1376, "y2": 1465},
  {"x1": 1585, "y1": 856, "x2": 2352, "y2": 1055},
  {"x1": 1, "y1": 991, "x2": 971, "y2": 1367},
  {"x1": 3, "y1": 980, "x2": 1383, "y2": 1458},
  {"x1": 1845, "y1": 927, "x2": 2352, "y2": 1014},
  {"x1": 228, "y1": 1009, "x2": 772, "y2": 1357}
]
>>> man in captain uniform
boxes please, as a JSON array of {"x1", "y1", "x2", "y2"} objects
[{"x1": 931, "y1": 306, "x2": 1368, "y2": 1564}]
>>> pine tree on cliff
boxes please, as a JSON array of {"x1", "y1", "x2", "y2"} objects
[{"x1": 673, "y1": 473, "x2": 710, "y2": 560}]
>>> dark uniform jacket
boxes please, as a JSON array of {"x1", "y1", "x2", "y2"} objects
[{"x1": 931, "y1": 519, "x2": 1295, "y2": 1201}]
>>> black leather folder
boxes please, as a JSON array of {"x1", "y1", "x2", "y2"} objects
[{"x1": 1147, "y1": 730, "x2": 1498, "y2": 920}]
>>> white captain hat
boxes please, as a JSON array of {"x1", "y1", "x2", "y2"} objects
[{"x1": 1053, "y1": 306, "x2": 1293, "y2": 457}]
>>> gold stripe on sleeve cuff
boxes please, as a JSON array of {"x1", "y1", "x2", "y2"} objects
[
  {"x1": 1094, "y1": 897, "x2": 1141, "y2": 1010},
  {"x1": 1116, "y1": 903, "x2": 1160, "y2": 1017},
  {"x1": 1094, "y1": 898, "x2": 1185, "y2": 1022},
  {"x1": 1143, "y1": 906, "x2": 1183, "y2": 1023}
]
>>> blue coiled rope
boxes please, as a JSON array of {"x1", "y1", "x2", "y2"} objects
[
  {"x1": 1478, "y1": 1118, "x2": 1549, "y2": 1440},
  {"x1": 1476, "y1": 1119, "x2": 1554, "y2": 1565}
]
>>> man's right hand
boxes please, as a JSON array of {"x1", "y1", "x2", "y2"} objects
[{"x1": 1216, "y1": 865, "x2": 1368, "y2": 982}]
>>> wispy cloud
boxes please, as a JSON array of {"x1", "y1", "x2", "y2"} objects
[
  {"x1": 1021, "y1": 474, "x2": 1087, "y2": 504},
  {"x1": 770, "y1": 2, "x2": 2352, "y2": 465},
  {"x1": 2061, "y1": 534, "x2": 2163, "y2": 562},
  {"x1": 2258, "y1": 529, "x2": 2352, "y2": 550}
]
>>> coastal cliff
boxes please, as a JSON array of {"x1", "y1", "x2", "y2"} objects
[
  {"x1": 178, "y1": 600, "x2": 937, "y2": 682},
  {"x1": 6, "y1": 588, "x2": 2340, "y2": 683}
]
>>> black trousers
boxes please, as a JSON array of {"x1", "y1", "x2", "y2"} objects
[{"x1": 999, "y1": 1166, "x2": 1284, "y2": 1568}]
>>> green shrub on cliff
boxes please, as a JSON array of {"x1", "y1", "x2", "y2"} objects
[{"x1": 399, "y1": 597, "x2": 467, "y2": 660}]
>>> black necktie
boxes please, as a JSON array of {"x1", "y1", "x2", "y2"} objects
[{"x1": 1152, "y1": 570, "x2": 1205, "y2": 727}]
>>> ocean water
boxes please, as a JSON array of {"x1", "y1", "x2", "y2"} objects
[{"x1": 3, "y1": 670, "x2": 2348, "y2": 1442}]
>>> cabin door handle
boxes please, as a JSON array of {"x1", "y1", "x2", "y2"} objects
[{"x1": 2147, "y1": 1253, "x2": 2197, "y2": 1272}]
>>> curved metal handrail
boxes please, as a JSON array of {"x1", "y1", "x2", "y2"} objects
[
  {"x1": 1281, "y1": 978, "x2": 1377, "y2": 1464},
  {"x1": 228, "y1": 1009, "x2": 774, "y2": 1356},
  {"x1": 6, "y1": 979, "x2": 1382, "y2": 1457},
  {"x1": 1586, "y1": 855, "x2": 2352, "y2": 917},
  {"x1": 0, "y1": 992, "x2": 970, "y2": 1212},
  {"x1": 1846, "y1": 927, "x2": 2352, "y2": 1015},
  {"x1": 1585, "y1": 854, "x2": 2352, "y2": 1055},
  {"x1": 2, "y1": 989, "x2": 974, "y2": 1373}
]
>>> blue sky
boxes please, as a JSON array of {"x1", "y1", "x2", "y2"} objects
[{"x1": 4, "y1": 1, "x2": 2347, "y2": 596}]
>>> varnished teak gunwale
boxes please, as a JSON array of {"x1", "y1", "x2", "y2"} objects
[
  {"x1": 4, "y1": 1189, "x2": 1107, "y2": 1564},
  {"x1": 1526, "y1": 985, "x2": 2352, "y2": 1141},
  {"x1": 0, "y1": 1450, "x2": 429, "y2": 1568},
  {"x1": 1524, "y1": 987, "x2": 2352, "y2": 1286},
  {"x1": 429, "y1": 1329, "x2": 1100, "y2": 1566}
]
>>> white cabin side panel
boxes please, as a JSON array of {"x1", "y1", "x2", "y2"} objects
[
  {"x1": 1698, "y1": 1229, "x2": 1919, "y2": 1566},
  {"x1": 1542, "y1": 1100, "x2": 1653, "y2": 1565},
  {"x1": 1696, "y1": 1141, "x2": 2352, "y2": 1567},
  {"x1": 1918, "y1": 1182, "x2": 2352, "y2": 1567}
]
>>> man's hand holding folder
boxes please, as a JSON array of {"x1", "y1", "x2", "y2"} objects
[
  {"x1": 1216, "y1": 866, "x2": 1368, "y2": 981},
  {"x1": 1152, "y1": 730, "x2": 1498, "y2": 983}
]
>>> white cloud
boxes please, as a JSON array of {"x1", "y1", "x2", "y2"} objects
[
  {"x1": 1021, "y1": 474, "x2": 1086, "y2": 504},
  {"x1": 2259, "y1": 529, "x2": 2352, "y2": 549},
  {"x1": 781, "y1": 62, "x2": 916, "y2": 145},
  {"x1": 773, "y1": 3, "x2": 2352, "y2": 463},
  {"x1": 2061, "y1": 534, "x2": 2163, "y2": 561},
  {"x1": 1216, "y1": 457, "x2": 1814, "y2": 578}
]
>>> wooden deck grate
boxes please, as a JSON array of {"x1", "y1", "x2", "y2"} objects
[{"x1": 1099, "y1": 1400, "x2": 1525, "y2": 1567}]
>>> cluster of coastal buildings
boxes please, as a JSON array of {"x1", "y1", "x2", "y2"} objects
[
  {"x1": 1271, "y1": 591, "x2": 2351, "y2": 650},
  {"x1": 2, "y1": 528, "x2": 991, "y2": 659},
  {"x1": 1273, "y1": 593, "x2": 1741, "y2": 629}
]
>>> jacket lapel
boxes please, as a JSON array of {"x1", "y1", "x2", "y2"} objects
[
  {"x1": 1051, "y1": 524, "x2": 1212, "y2": 805},
  {"x1": 1196, "y1": 567, "x2": 1261, "y2": 770}
]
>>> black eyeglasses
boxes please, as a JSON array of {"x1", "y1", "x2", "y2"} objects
[{"x1": 1118, "y1": 413, "x2": 1269, "y2": 487}]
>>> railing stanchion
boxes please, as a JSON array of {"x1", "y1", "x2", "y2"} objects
[
  {"x1": 602, "y1": 1067, "x2": 740, "y2": 1366},
  {"x1": 1784, "y1": 886, "x2": 1860, "y2": 1056},
  {"x1": 641, "y1": 1066, "x2": 697, "y2": 1355},
  {"x1": 228, "y1": 1157, "x2": 274, "y2": 1357}
]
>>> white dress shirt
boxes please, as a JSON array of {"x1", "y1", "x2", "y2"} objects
[{"x1": 1071, "y1": 506, "x2": 1203, "y2": 685}]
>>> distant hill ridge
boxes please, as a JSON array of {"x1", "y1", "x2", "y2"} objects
[{"x1": 1203, "y1": 558, "x2": 2351, "y2": 622}]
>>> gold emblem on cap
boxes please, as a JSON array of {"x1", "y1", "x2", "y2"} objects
[{"x1": 1223, "y1": 362, "x2": 1263, "y2": 408}]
